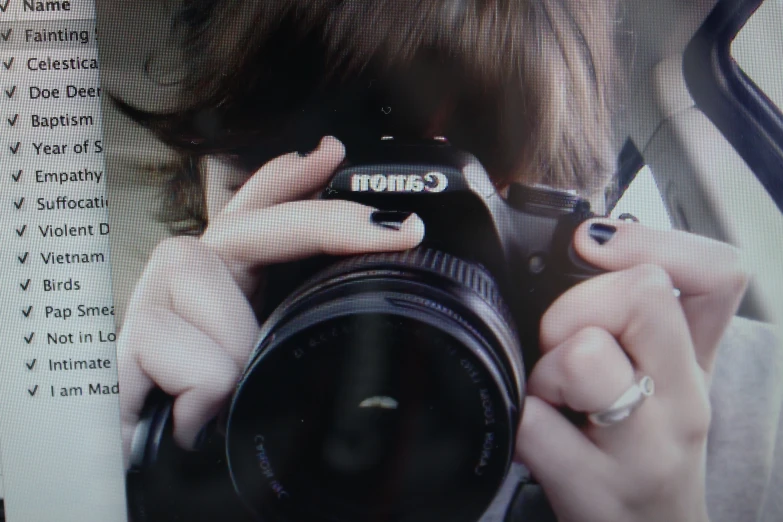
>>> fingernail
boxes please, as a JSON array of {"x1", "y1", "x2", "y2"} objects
[
  {"x1": 297, "y1": 143, "x2": 319, "y2": 157},
  {"x1": 298, "y1": 136, "x2": 342, "y2": 157},
  {"x1": 193, "y1": 426, "x2": 210, "y2": 450},
  {"x1": 297, "y1": 136, "x2": 327, "y2": 157},
  {"x1": 589, "y1": 223, "x2": 616, "y2": 245},
  {"x1": 371, "y1": 210, "x2": 413, "y2": 231}
]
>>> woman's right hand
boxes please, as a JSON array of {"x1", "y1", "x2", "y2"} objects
[{"x1": 117, "y1": 137, "x2": 425, "y2": 464}]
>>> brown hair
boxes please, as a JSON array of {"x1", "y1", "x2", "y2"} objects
[{"x1": 119, "y1": 0, "x2": 620, "y2": 233}]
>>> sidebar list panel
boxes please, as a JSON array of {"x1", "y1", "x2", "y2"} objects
[{"x1": 0, "y1": 1, "x2": 126, "y2": 521}]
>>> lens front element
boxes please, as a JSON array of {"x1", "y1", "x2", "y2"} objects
[{"x1": 227, "y1": 251, "x2": 523, "y2": 522}]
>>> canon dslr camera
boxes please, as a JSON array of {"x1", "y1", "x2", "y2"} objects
[{"x1": 127, "y1": 139, "x2": 599, "y2": 522}]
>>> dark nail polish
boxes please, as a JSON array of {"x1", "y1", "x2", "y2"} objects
[
  {"x1": 296, "y1": 138, "x2": 322, "y2": 157},
  {"x1": 297, "y1": 146, "x2": 318, "y2": 157},
  {"x1": 194, "y1": 426, "x2": 210, "y2": 450},
  {"x1": 618, "y1": 213, "x2": 639, "y2": 223},
  {"x1": 589, "y1": 223, "x2": 616, "y2": 245},
  {"x1": 371, "y1": 210, "x2": 413, "y2": 231}
]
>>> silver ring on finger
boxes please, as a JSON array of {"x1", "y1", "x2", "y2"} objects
[{"x1": 588, "y1": 375, "x2": 655, "y2": 427}]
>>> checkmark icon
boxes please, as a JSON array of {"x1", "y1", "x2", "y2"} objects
[
  {"x1": 22, "y1": 306, "x2": 32, "y2": 318},
  {"x1": 28, "y1": 385, "x2": 38, "y2": 397},
  {"x1": 7, "y1": 114, "x2": 18, "y2": 126},
  {"x1": 24, "y1": 333, "x2": 34, "y2": 344},
  {"x1": 5, "y1": 85, "x2": 16, "y2": 98},
  {"x1": 10, "y1": 142, "x2": 20, "y2": 154},
  {"x1": 18, "y1": 252, "x2": 28, "y2": 263},
  {"x1": 0, "y1": 1, "x2": 10, "y2": 13},
  {"x1": 2, "y1": 58, "x2": 12, "y2": 70},
  {"x1": 26, "y1": 359, "x2": 37, "y2": 370},
  {"x1": 13, "y1": 197, "x2": 24, "y2": 209},
  {"x1": 0, "y1": 29, "x2": 11, "y2": 42},
  {"x1": 20, "y1": 279, "x2": 30, "y2": 290},
  {"x1": 16, "y1": 225, "x2": 26, "y2": 236},
  {"x1": 12, "y1": 169, "x2": 22, "y2": 182}
]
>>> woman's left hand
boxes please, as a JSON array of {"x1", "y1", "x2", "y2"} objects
[{"x1": 515, "y1": 219, "x2": 750, "y2": 522}]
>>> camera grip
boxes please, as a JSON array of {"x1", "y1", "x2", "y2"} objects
[
  {"x1": 126, "y1": 389, "x2": 250, "y2": 522},
  {"x1": 128, "y1": 388, "x2": 175, "y2": 472}
]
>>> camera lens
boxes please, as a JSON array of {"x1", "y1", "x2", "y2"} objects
[{"x1": 227, "y1": 249, "x2": 525, "y2": 522}]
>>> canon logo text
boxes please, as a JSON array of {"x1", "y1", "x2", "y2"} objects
[{"x1": 351, "y1": 172, "x2": 448, "y2": 193}]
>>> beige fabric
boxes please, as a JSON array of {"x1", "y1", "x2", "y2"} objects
[{"x1": 484, "y1": 317, "x2": 783, "y2": 522}]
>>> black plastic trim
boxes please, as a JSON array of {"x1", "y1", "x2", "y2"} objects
[
  {"x1": 684, "y1": 0, "x2": 783, "y2": 212},
  {"x1": 606, "y1": 138, "x2": 646, "y2": 214}
]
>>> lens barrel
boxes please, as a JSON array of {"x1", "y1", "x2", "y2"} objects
[{"x1": 227, "y1": 248, "x2": 526, "y2": 522}]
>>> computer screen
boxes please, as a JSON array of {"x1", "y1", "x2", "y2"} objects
[
  {"x1": 0, "y1": 1, "x2": 123, "y2": 520},
  {"x1": 1, "y1": 1, "x2": 782, "y2": 521}
]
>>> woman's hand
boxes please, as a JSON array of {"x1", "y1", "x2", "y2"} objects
[
  {"x1": 117, "y1": 137, "x2": 424, "y2": 463},
  {"x1": 515, "y1": 219, "x2": 749, "y2": 522}
]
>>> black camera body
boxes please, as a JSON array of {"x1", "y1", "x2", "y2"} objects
[
  {"x1": 322, "y1": 138, "x2": 596, "y2": 344},
  {"x1": 127, "y1": 140, "x2": 599, "y2": 522}
]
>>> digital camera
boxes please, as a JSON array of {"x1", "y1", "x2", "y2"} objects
[{"x1": 127, "y1": 139, "x2": 600, "y2": 522}]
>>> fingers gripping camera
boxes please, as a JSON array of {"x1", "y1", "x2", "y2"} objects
[{"x1": 127, "y1": 140, "x2": 600, "y2": 522}]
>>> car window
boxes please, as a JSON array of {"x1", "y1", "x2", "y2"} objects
[{"x1": 731, "y1": 0, "x2": 783, "y2": 109}]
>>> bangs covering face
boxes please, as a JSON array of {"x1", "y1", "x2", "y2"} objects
[{"x1": 118, "y1": 0, "x2": 620, "y2": 231}]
